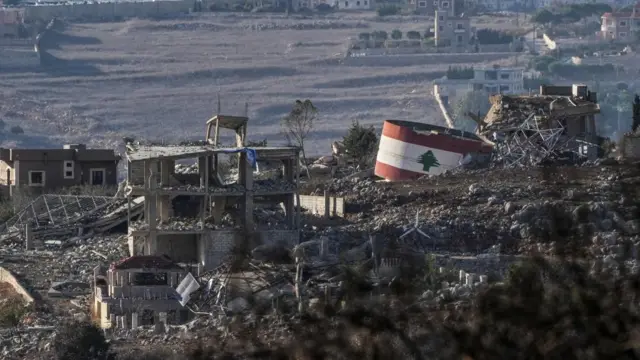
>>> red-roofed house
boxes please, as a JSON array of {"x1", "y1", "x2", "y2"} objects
[{"x1": 601, "y1": 5, "x2": 640, "y2": 41}]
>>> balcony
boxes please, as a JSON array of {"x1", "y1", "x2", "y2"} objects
[{"x1": 454, "y1": 28, "x2": 466, "y2": 33}]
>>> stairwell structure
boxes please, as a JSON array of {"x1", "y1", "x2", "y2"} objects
[{"x1": 125, "y1": 115, "x2": 301, "y2": 272}]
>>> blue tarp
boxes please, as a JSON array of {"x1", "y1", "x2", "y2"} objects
[{"x1": 218, "y1": 148, "x2": 257, "y2": 167}]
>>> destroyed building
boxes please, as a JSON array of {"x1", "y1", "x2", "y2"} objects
[
  {"x1": 125, "y1": 115, "x2": 301, "y2": 272},
  {"x1": 92, "y1": 255, "x2": 195, "y2": 329},
  {"x1": 0, "y1": 144, "x2": 120, "y2": 197},
  {"x1": 478, "y1": 84, "x2": 604, "y2": 167}
]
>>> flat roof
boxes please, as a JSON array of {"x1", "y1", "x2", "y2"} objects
[{"x1": 126, "y1": 145, "x2": 299, "y2": 161}]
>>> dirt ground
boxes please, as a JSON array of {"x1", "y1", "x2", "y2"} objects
[{"x1": 0, "y1": 12, "x2": 520, "y2": 155}]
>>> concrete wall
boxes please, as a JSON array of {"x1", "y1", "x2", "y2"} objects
[
  {"x1": 200, "y1": 230, "x2": 237, "y2": 269},
  {"x1": 0, "y1": 267, "x2": 35, "y2": 305},
  {"x1": 12, "y1": 159, "x2": 118, "y2": 189},
  {"x1": 621, "y1": 134, "x2": 640, "y2": 159},
  {"x1": 343, "y1": 52, "x2": 512, "y2": 67},
  {"x1": 23, "y1": 0, "x2": 193, "y2": 23},
  {"x1": 296, "y1": 194, "x2": 344, "y2": 217}
]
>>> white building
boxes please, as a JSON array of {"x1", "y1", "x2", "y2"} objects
[{"x1": 469, "y1": 67, "x2": 524, "y2": 95}]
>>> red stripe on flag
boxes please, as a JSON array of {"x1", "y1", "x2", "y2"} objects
[{"x1": 381, "y1": 120, "x2": 491, "y2": 155}]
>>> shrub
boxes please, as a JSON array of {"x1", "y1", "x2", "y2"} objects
[
  {"x1": 406, "y1": 30, "x2": 421, "y2": 40},
  {"x1": 529, "y1": 55, "x2": 555, "y2": 72},
  {"x1": 377, "y1": 4, "x2": 399, "y2": 16},
  {"x1": 9, "y1": 125, "x2": 23, "y2": 135},
  {"x1": 524, "y1": 76, "x2": 551, "y2": 90},
  {"x1": 391, "y1": 29, "x2": 402, "y2": 40},
  {"x1": 371, "y1": 30, "x2": 388, "y2": 41},
  {"x1": 342, "y1": 120, "x2": 378, "y2": 167},
  {"x1": 52, "y1": 321, "x2": 114, "y2": 360},
  {"x1": 0, "y1": 296, "x2": 28, "y2": 327},
  {"x1": 358, "y1": 32, "x2": 370, "y2": 41},
  {"x1": 447, "y1": 65, "x2": 474, "y2": 80},
  {"x1": 476, "y1": 28, "x2": 514, "y2": 44},
  {"x1": 547, "y1": 62, "x2": 615, "y2": 78}
]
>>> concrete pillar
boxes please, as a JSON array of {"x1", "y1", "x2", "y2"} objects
[
  {"x1": 324, "y1": 190, "x2": 330, "y2": 219},
  {"x1": 459, "y1": 270, "x2": 466, "y2": 284},
  {"x1": 198, "y1": 156, "x2": 206, "y2": 188},
  {"x1": 131, "y1": 312, "x2": 138, "y2": 329},
  {"x1": 478, "y1": 275, "x2": 488, "y2": 284},
  {"x1": 438, "y1": 267, "x2": 445, "y2": 274},
  {"x1": 242, "y1": 153, "x2": 254, "y2": 231},
  {"x1": 25, "y1": 223, "x2": 32, "y2": 250},
  {"x1": 320, "y1": 237, "x2": 329, "y2": 257},
  {"x1": 465, "y1": 273, "x2": 475, "y2": 287}
]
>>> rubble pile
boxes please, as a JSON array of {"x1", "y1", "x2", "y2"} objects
[
  {"x1": 253, "y1": 179, "x2": 297, "y2": 193},
  {"x1": 479, "y1": 94, "x2": 602, "y2": 168}
]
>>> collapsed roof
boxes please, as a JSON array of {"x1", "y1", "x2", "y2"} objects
[{"x1": 480, "y1": 94, "x2": 600, "y2": 136}]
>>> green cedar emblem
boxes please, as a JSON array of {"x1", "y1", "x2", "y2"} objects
[{"x1": 417, "y1": 150, "x2": 441, "y2": 172}]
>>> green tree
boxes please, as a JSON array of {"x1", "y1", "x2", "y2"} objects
[
  {"x1": 406, "y1": 30, "x2": 422, "y2": 40},
  {"x1": 52, "y1": 321, "x2": 114, "y2": 360},
  {"x1": 377, "y1": 4, "x2": 399, "y2": 16},
  {"x1": 531, "y1": 9, "x2": 556, "y2": 25},
  {"x1": 372, "y1": 30, "x2": 388, "y2": 41},
  {"x1": 342, "y1": 120, "x2": 378, "y2": 167},
  {"x1": 391, "y1": 29, "x2": 402, "y2": 40},
  {"x1": 281, "y1": 99, "x2": 316, "y2": 165},
  {"x1": 417, "y1": 150, "x2": 441, "y2": 172},
  {"x1": 358, "y1": 32, "x2": 370, "y2": 41}
]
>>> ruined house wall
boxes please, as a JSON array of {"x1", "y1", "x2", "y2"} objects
[
  {"x1": 157, "y1": 234, "x2": 198, "y2": 264},
  {"x1": 295, "y1": 195, "x2": 345, "y2": 217},
  {"x1": 621, "y1": 134, "x2": 640, "y2": 159},
  {"x1": 129, "y1": 160, "x2": 145, "y2": 186},
  {"x1": 199, "y1": 230, "x2": 237, "y2": 269},
  {"x1": 0, "y1": 161, "x2": 12, "y2": 185}
]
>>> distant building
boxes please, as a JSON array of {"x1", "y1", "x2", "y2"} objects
[
  {"x1": 469, "y1": 67, "x2": 525, "y2": 95},
  {"x1": 336, "y1": 0, "x2": 372, "y2": 10},
  {"x1": 433, "y1": 0, "x2": 471, "y2": 48},
  {"x1": 0, "y1": 144, "x2": 120, "y2": 196},
  {"x1": 600, "y1": 5, "x2": 640, "y2": 42},
  {"x1": 0, "y1": 8, "x2": 24, "y2": 38}
]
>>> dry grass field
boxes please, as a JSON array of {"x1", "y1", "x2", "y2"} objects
[{"x1": 0, "y1": 12, "x2": 519, "y2": 155}]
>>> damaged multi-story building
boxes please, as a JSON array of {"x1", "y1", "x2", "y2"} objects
[
  {"x1": 124, "y1": 115, "x2": 301, "y2": 273},
  {"x1": 474, "y1": 84, "x2": 604, "y2": 166}
]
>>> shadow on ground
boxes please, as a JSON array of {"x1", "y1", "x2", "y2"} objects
[
  {"x1": 38, "y1": 30, "x2": 102, "y2": 51},
  {"x1": 38, "y1": 50, "x2": 102, "y2": 76}
]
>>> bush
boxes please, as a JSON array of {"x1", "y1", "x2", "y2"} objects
[
  {"x1": 371, "y1": 30, "x2": 388, "y2": 41},
  {"x1": 377, "y1": 4, "x2": 399, "y2": 16},
  {"x1": 524, "y1": 76, "x2": 550, "y2": 91},
  {"x1": 406, "y1": 30, "x2": 421, "y2": 40},
  {"x1": 342, "y1": 120, "x2": 378, "y2": 167},
  {"x1": 529, "y1": 55, "x2": 555, "y2": 72},
  {"x1": 358, "y1": 32, "x2": 370, "y2": 41},
  {"x1": 391, "y1": 29, "x2": 402, "y2": 40},
  {"x1": 447, "y1": 65, "x2": 474, "y2": 80},
  {"x1": 476, "y1": 28, "x2": 514, "y2": 45},
  {"x1": 0, "y1": 296, "x2": 28, "y2": 327},
  {"x1": 10, "y1": 125, "x2": 23, "y2": 135},
  {"x1": 52, "y1": 321, "x2": 114, "y2": 360},
  {"x1": 547, "y1": 62, "x2": 615, "y2": 79}
]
